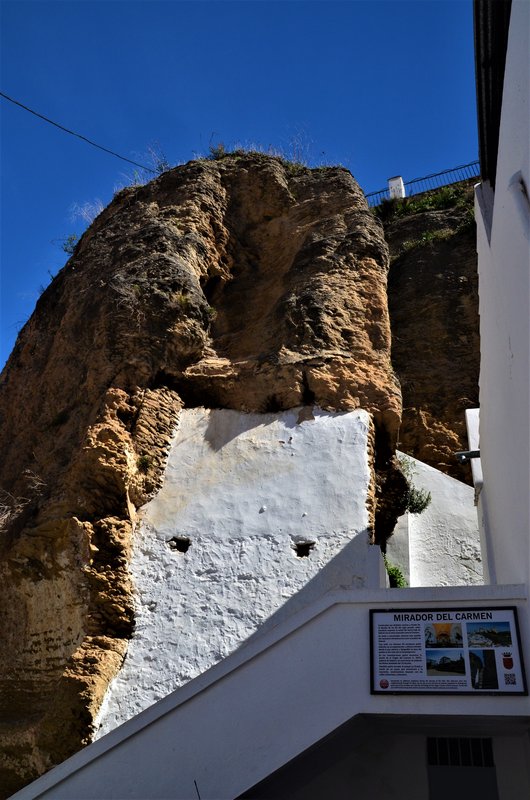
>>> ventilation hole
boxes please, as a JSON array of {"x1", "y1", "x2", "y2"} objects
[
  {"x1": 426, "y1": 738, "x2": 495, "y2": 768},
  {"x1": 167, "y1": 536, "x2": 191, "y2": 553},
  {"x1": 293, "y1": 541, "x2": 315, "y2": 558}
]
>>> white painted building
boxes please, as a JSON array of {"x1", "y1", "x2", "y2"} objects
[
  {"x1": 473, "y1": 0, "x2": 529, "y2": 590},
  {"x1": 10, "y1": 2, "x2": 530, "y2": 798}
]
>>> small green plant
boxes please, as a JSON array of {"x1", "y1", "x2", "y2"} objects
[
  {"x1": 456, "y1": 206, "x2": 476, "y2": 232},
  {"x1": 375, "y1": 184, "x2": 469, "y2": 222},
  {"x1": 383, "y1": 555, "x2": 408, "y2": 588},
  {"x1": 406, "y1": 486, "x2": 432, "y2": 514},
  {"x1": 398, "y1": 228, "x2": 452, "y2": 256},
  {"x1": 398, "y1": 455, "x2": 432, "y2": 514},
  {"x1": 137, "y1": 455, "x2": 150, "y2": 474},
  {"x1": 176, "y1": 292, "x2": 190, "y2": 312}
]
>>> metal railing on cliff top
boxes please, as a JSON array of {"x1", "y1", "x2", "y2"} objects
[{"x1": 364, "y1": 161, "x2": 480, "y2": 207}]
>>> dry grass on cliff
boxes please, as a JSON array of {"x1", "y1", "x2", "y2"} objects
[{"x1": 0, "y1": 471, "x2": 45, "y2": 532}]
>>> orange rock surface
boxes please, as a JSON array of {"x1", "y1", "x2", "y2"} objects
[{"x1": 0, "y1": 153, "x2": 400, "y2": 795}]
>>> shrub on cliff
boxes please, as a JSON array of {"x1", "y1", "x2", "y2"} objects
[
  {"x1": 399, "y1": 455, "x2": 432, "y2": 515},
  {"x1": 374, "y1": 184, "x2": 468, "y2": 222}
]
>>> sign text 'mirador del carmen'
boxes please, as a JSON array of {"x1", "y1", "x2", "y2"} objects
[
  {"x1": 370, "y1": 607, "x2": 527, "y2": 695},
  {"x1": 393, "y1": 611, "x2": 495, "y2": 622}
]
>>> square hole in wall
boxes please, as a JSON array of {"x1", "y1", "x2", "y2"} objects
[{"x1": 167, "y1": 536, "x2": 191, "y2": 553}]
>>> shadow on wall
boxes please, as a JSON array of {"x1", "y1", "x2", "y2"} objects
[
  {"x1": 233, "y1": 531, "x2": 381, "y2": 650},
  {"x1": 203, "y1": 408, "x2": 298, "y2": 451},
  {"x1": 203, "y1": 406, "x2": 353, "y2": 452}
]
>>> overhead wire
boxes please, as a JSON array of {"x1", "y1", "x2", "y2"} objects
[{"x1": 0, "y1": 90, "x2": 157, "y2": 173}]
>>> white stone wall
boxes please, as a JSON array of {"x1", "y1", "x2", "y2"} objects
[
  {"x1": 475, "y1": 0, "x2": 530, "y2": 585},
  {"x1": 20, "y1": 584, "x2": 530, "y2": 800},
  {"x1": 386, "y1": 454, "x2": 483, "y2": 587},
  {"x1": 96, "y1": 407, "x2": 380, "y2": 736}
]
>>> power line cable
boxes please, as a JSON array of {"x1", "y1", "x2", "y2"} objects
[{"x1": 0, "y1": 90, "x2": 157, "y2": 173}]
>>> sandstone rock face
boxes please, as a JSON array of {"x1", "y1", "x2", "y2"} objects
[
  {"x1": 0, "y1": 154, "x2": 400, "y2": 795},
  {"x1": 384, "y1": 184, "x2": 480, "y2": 482}
]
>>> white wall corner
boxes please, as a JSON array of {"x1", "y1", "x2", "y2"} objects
[
  {"x1": 475, "y1": 179, "x2": 494, "y2": 245},
  {"x1": 465, "y1": 408, "x2": 483, "y2": 503},
  {"x1": 370, "y1": 543, "x2": 390, "y2": 588},
  {"x1": 385, "y1": 513, "x2": 410, "y2": 585},
  {"x1": 396, "y1": 453, "x2": 482, "y2": 588}
]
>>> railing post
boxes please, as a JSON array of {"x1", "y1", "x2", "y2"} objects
[{"x1": 388, "y1": 176, "x2": 406, "y2": 199}]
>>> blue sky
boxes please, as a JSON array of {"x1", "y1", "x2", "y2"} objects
[{"x1": 1, "y1": 0, "x2": 477, "y2": 369}]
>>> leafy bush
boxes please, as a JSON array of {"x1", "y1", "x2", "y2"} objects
[
  {"x1": 374, "y1": 184, "x2": 468, "y2": 222},
  {"x1": 398, "y1": 455, "x2": 432, "y2": 514},
  {"x1": 406, "y1": 486, "x2": 432, "y2": 514},
  {"x1": 383, "y1": 555, "x2": 408, "y2": 588}
]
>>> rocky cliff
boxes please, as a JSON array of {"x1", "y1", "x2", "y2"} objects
[
  {"x1": 383, "y1": 182, "x2": 479, "y2": 482},
  {"x1": 0, "y1": 153, "x2": 405, "y2": 795}
]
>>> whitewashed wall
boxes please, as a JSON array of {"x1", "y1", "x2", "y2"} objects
[
  {"x1": 96, "y1": 407, "x2": 381, "y2": 735},
  {"x1": 16, "y1": 584, "x2": 529, "y2": 800},
  {"x1": 386, "y1": 454, "x2": 482, "y2": 587},
  {"x1": 475, "y1": 0, "x2": 530, "y2": 586}
]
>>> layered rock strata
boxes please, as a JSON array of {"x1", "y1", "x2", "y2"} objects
[{"x1": 0, "y1": 153, "x2": 401, "y2": 795}]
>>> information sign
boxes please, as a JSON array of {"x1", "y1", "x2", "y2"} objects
[{"x1": 370, "y1": 606, "x2": 526, "y2": 695}]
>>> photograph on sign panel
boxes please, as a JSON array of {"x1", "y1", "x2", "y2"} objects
[
  {"x1": 466, "y1": 621, "x2": 512, "y2": 648},
  {"x1": 469, "y1": 649, "x2": 499, "y2": 690},
  {"x1": 425, "y1": 649, "x2": 466, "y2": 676},
  {"x1": 424, "y1": 623, "x2": 463, "y2": 648}
]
